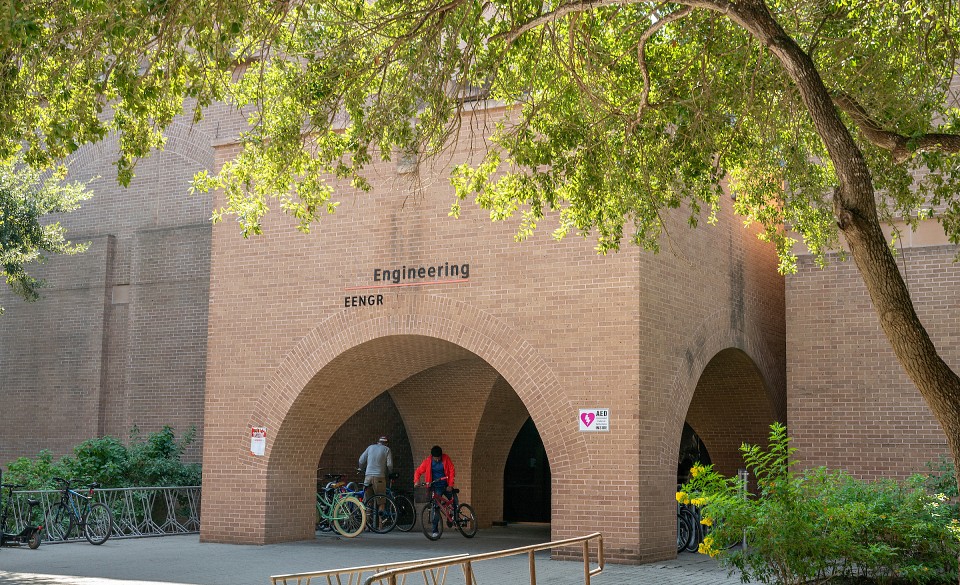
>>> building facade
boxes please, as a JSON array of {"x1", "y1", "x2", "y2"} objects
[{"x1": 0, "y1": 104, "x2": 953, "y2": 563}]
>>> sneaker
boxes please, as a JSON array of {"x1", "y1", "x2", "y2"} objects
[{"x1": 431, "y1": 532, "x2": 439, "y2": 539}]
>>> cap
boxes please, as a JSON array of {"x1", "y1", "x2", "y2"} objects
[{"x1": 378, "y1": 436, "x2": 388, "y2": 443}]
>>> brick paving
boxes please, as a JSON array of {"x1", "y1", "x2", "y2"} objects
[{"x1": 0, "y1": 526, "x2": 745, "y2": 585}]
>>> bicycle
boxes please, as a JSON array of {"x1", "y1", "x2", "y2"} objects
[
  {"x1": 48, "y1": 477, "x2": 113, "y2": 545},
  {"x1": 315, "y1": 474, "x2": 367, "y2": 538},
  {"x1": 0, "y1": 474, "x2": 42, "y2": 549},
  {"x1": 386, "y1": 472, "x2": 416, "y2": 532},
  {"x1": 416, "y1": 478, "x2": 476, "y2": 540},
  {"x1": 677, "y1": 502, "x2": 695, "y2": 553},
  {"x1": 334, "y1": 470, "x2": 398, "y2": 534},
  {"x1": 681, "y1": 502, "x2": 741, "y2": 552}
]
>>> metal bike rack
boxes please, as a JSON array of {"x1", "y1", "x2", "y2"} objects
[{"x1": 6, "y1": 486, "x2": 201, "y2": 542}]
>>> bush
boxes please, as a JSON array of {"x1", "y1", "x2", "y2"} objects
[
  {"x1": 679, "y1": 423, "x2": 960, "y2": 585},
  {"x1": 3, "y1": 426, "x2": 200, "y2": 489}
]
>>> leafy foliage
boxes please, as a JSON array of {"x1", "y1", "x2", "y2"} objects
[
  {"x1": 0, "y1": 159, "x2": 90, "y2": 313},
  {"x1": 4, "y1": 1, "x2": 960, "y2": 266},
  {"x1": 3, "y1": 426, "x2": 201, "y2": 489},
  {"x1": 680, "y1": 423, "x2": 960, "y2": 585}
]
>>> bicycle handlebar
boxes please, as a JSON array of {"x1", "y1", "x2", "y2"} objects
[
  {"x1": 415, "y1": 477, "x2": 449, "y2": 487},
  {"x1": 51, "y1": 477, "x2": 100, "y2": 491}
]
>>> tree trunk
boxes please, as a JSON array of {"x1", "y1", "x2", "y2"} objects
[{"x1": 709, "y1": 0, "x2": 960, "y2": 486}]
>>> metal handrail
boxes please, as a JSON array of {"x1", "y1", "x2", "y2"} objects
[
  {"x1": 271, "y1": 554, "x2": 471, "y2": 585},
  {"x1": 363, "y1": 532, "x2": 604, "y2": 585}
]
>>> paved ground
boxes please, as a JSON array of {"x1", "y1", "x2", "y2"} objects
[{"x1": 0, "y1": 526, "x2": 744, "y2": 585}]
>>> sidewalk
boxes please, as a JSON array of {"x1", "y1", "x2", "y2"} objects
[{"x1": 0, "y1": 526, "x2": 744, "y2": 585}]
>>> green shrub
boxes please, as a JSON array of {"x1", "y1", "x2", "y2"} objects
[
  {"x1": 3, "y1": 426, "x2": 200, "y2": 489},
  {"x1": 679, "y1": 423, "x2": 960, "y2": 585}
]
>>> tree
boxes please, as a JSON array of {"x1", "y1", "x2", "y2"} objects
[
  {"x1": 5, "y1": 1, "x2": 960, "y2": 483},
  {"x1": 0, "y1": 160, "x2": 90, "y2": 314}
]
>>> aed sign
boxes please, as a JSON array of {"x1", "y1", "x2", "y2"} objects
[{"x1": 578, "y1": 409, "x2": 610, "y2": 432}]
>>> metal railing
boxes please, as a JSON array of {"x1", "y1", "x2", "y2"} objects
[
  {"x1": 7, "y1": 486, "x2": 201, "y2": 542},
  {"x1": 364, "y1": 532, "x2": 604, "y2": 585},
  {"x1": 271, "y1": 554, "x2": 471, "y2": 585}
]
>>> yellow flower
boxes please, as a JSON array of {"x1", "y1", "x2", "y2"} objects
[
  {"x1": 676, "y1": 492, "x2": 686, "y2": 503},
  {"x1": 691, "y1": 497, "x2": 707, "y2": 506},
  {"x1": 700, "y1": 517, "x2": 713, "y2": 527},
  {"x1": 690, "y1": 465, "x2": 703, "y2": 478}
]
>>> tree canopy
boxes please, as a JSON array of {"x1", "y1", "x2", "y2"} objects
[
  {"x1": 4, "y1": 0, "x2": 960, "y2": 476},
  {"x1": 0, "y1": 160, "x2": 90, "y2": 314}
]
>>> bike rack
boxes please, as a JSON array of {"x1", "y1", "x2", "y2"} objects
[{"x1": 6, "y1": 486, "x2": 201, "y2": 542}]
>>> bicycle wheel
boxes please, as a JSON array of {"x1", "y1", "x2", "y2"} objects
[
  {"x1": 316, "y1": 492, "x2": 332, "y2": 531},
  {"x1": 332, "y1": 496, "x2": 366, "y2": 538},
  {"x1": 28, "y1": 529, "x2": 41, "y2": 549},
  {"x1": 48, "y1": 504, "x2": 74, "y2": 541},
  {"x1": 454, "y1": 503, "x2": 477, "y2": 538},
  {"x1": 677, "y1": 508, "x2": 693, "y2": 552},
  {"x1": 421, "y1": 504, "x2": 442, "y2": 540},
  {"x1": 83, "y1": 502, "x2": 113, "y2": 545},
  {"x1": 394, "y1": 494, "x2": 416, "y2": 532},
  {"x1": 365, "y1": 495, "x2": 397, "y2": 534},
  {"x1": 683, "y1": 507, "x2": 700, "y2": 552}
]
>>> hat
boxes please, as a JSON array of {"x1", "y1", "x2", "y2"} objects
[{"x1": 378, "y1": 436, "x2": 388, "y2": 443}]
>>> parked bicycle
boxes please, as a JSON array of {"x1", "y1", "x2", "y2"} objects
[
  {"x1": 0, "y1": 473, "x2": 42, "y2": 549},
  {"x1": 416, "y1": 478, "x2": 476, "y2": 540},
  {"x1": 48, "y1": 477, "x2": 113, "y2": 545},
  {"x1": 386, "y1": 472, "x2": 416, "y2": 532},
  {"x1": 676, "y1": 501, "x2": 695, "y2": 552},
  {"x1": 316, "y1": 474, "x2": 367, "y2": 538},
  {"x1": 678, "y1": 502, "x2": 742, "y2": 553},
  {"x1": 329, "y1": 471, "x2": 398, "y2": 534}
]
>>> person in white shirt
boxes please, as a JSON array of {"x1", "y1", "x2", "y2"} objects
[{"x1": 358, "y1": 435, "x2": 393, "y2": 499}]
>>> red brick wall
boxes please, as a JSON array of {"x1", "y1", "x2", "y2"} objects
[
  {"x1": 200, "y1": 110, "x2": 787, "y2": 563},
  {"x1": 787, "y1": 248, "x2": 956, "y2": 477},
  {"x1": 0, "y1": 119, "x2": 217, "y2": 464}
]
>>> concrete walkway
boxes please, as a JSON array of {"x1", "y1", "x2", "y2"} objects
[{"x1": 0, "y1": 526, "x2": 744, "y2": 585}]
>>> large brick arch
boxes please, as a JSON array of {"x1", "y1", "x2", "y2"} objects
[
  {"x1": 660, "y1": 305, "x2": 784, "y2": 476},
  {"x1": 686, "y1": 348, "x2": 777, "y2": 477},
  {"x1": 236, "y1": 294, "x2": 586, "y2": 542}
]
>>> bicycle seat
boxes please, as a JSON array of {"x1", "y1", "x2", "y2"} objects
[
  {"x1": 451, "y1": 488, "x2": 460, "y2": 494},
  {"x1": 26, "y1": 498, "x2": 40, "y2": 507}
]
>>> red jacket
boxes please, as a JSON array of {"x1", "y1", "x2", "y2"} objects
[{"x1": 414, "y1": 454, "x2": 455, "y2": 487}]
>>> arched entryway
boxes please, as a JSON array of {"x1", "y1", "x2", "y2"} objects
[
  {"x1": 683, "y1": 348, "x2": 780, "y2": 479},
  {"x1": 314, "y1": 350, "x2": 550, "y2": 530},
  {"x1": 202, "y1": 295, "x2": 589, "y2": 548}
]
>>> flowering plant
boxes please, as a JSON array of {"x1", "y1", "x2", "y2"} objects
[{"x1": 679, "y1": 423, "x2": 959, "y2": 584}]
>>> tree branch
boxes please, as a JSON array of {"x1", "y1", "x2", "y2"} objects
[
  {"x1": 635, "y1": 5, "x2": 694, "y2": 114},
  {"x1": 832, "y1": 91, "x2": 960, "y2": 163},
  {"x1": 493, "y1": 0, "x2": 636, "y2": 45}
]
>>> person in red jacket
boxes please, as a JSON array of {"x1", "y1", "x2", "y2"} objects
[{"x1": 414, "y1": 445, "x2": 456, "y2": 538}]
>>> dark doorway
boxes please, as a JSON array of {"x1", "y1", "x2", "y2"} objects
[
  {"x1": 503, "y1": 417, "x2": 551, "y2": 523},
  {"x1": 677, "y1": 422, "x2": 712, "y2": 485}
]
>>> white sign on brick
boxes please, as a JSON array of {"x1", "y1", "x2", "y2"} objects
[
  {"x1": 251, "y1": 427, "x2": 267, "y2": 456},
  {"x1": 578, "y1": 409, "x2": 610, "y2": 432}
]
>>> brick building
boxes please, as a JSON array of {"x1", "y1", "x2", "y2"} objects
[{"x1": 0, "y1": 104, "x2": 954, "y2": 563}]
